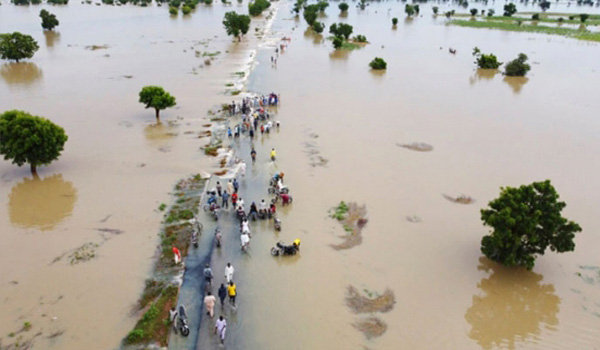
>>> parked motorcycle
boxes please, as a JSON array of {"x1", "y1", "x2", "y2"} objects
[
  {"x1": 274, "y1": 218, "x2": 282, "y2": 231},
  {"x1": 177, "y1": 305, "x2": 190, "y2": 336},
  {"x1": 203, "y1": 202, "x2": 219, "y2": 221}
]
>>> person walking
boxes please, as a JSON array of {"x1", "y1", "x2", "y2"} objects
[
  {"x1": 203, "y1": 264, "x2": 214, "y2": 286},
  {"x1": 233, "y1": 178, "x2": 239, "y2": 193},
  {"x1": 214, "y1": 315, "x2": 227, "y2": 344},
  {"x1": 204, "y1": 291, "x2": 217, "y2": 318},
  {"x1": 221, "y1": 190, "x2": 230, "y2": 209},
  {"x1": 225, "y1": 262, "x2": 234, "y2": 283},
  {"x1": 218, "y1": 283, "x2": 227, "y2": 308},
  {"x1": 227, "y1": 179, "x2": 234, "y2": 195},
  {"x1": 216, "y1": 181, "x2": 222, "y2": 197},
  {"x1": 227, "y1": 281, "x2": 237, "y2": 306},
  {"x1": 270, "y1": 148, "x2": 276, "y2": 161},
  {"x1": 169, "y1": 307, "x2": 178, "y2": 333}
]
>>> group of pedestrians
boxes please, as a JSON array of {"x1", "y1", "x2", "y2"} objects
[{"x1": 202, "y1": 262, "x2": 238, "y2": 344}]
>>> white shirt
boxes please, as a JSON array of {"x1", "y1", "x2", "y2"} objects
[
  {"x1": 241, "y1": 233, "x2": 250, "y2": 246},
  {"x1": 225, "y1": 265, "x2": 234, "y2": 281},
  {"x1": 216, "y1": 318, "x2": 227, "y2": 334},
  {"x1": 242, "y1": 221, "x2": 250, "y2": 234}
]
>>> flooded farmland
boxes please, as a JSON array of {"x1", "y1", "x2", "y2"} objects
[{"x1": 2, "y1": 0, "x2": 600, "y2": 349}]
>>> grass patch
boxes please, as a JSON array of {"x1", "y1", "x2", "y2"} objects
[
  {"x1": 225, "y1": 83, "x2": 234, "y2": 87},
  {"x1": 329, "y1": 202, "x2": 368, "y2": 250},
  {"x1": 450, "y1": 19, "x2": 600, "y2": 42},
  {"x1": 203, "y1": 51, "x2": 221, "y2": 57},
  {"x1": 487, "y1": 15, "x2": 600, "y2": 25}
]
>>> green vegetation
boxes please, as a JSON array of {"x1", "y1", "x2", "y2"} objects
[
  {"x1": 353, "y1": 34, "x2": 367, "y2": 43},
  {"x1": 503, "y1": 3, "x2": 517, "y2": 17},
  {"x1": 0, "y1": 110, "x2": 68, "y2": 175},
  {"x1": 405, "y1": 4, "x2": 416, "y2": 17},
  {"x1": 47, "y1": 0, "x2": 69, "y2": 4},
  {"x1": 481, "y1": 180, "x2": 581, "y2": 270},
  {"x1": 470, "y1": 8, "x2": 478, "y2": 16},
  {"x1": 540, "y1": 0, "x2": 551, "y2": 11},
  {"x1": 339, "y1": 2, "x2": 348, "y2": 13},
  {"x1": 40, "y1": 10, "x2": 59, "y2": 31},
  {"x1": 223, "y1": 11, "x2": 251, "y2": 41},
  {"x1": 169, "y1": 6, "x2": 178, "y2": 15},
  {"x1": 580, "y1": 13, "x2": 589, "y2": 23},
  {"x1": 124, "y1": 285, "x2": 178, "y2": 345},
  {"x1": 303, "y1": 4, "x2": 318, "y2": 26},
  {"x1": 181, "y1": 5, "x2": 191, "y2": 14},
  {"x1": 487, "y1": 9, "x2": 495, "y2": 17},
  {"x1": 317, "y1": 0, "x2": 328, "y2": 12},
  {"x1": 23, "y1": 322, "x2": 32, "y2": 331},
  {"x1": 312, "y1": 21, "x2": 325, "y2": 34},
  {"x1": 138, "y1": 86, "x2": 176, "y2": 121},
  {"x1": 248, "y1": 0, "x2": 270, "y2": 16},
  {"x1": 504, "y1": 53, "x2": 530, "y2": 76},
  {"x1": 0, "y1": 32, "x2": 39, "y2": 62},
  {"x1": 329, "y1": 23, "x2": 353, "y2": 40},
  {"x1": 369, "y1": 57, "x2": 387, "y2": 70},
  {"x1": 392, "y1": 17, "x2": 398, "y2": 26},
  {"x1": 472, "y1": 47, "x2": 502, "y2": 69},
  {"x1": 330, "y1": 201, "x2": 349, "y2": 220},
  {"x1": 450, "y1": 19, "x2": 600, "y2": 43},
  {"x1": 432, "y1": 6, "x2": 439, "y2": 15},
  {"x1": 332, "y1": 36, "x2": 343, "y2": 49},
  {"x1": 159, "y1": 203, "x2": 167, "y2": 211},
  {"x1": 532, "y1": 13, "x2": 540, "y2": 21}
]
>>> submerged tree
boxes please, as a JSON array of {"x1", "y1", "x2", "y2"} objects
[
  {"x1": 432, "y1": 6, "x2": 439, "y2": 15},
  {"x1": 472, "y1": 47, "x2": 502, "y2": 69},
  {"x1": 248, "y1": 0, "x2": 270, "y2": 16},
  {"x1": 503, "y1": 3, "x2": 517, "y2": 17},
  {"x1": 580, "y1": 14, "x2": 589, "y2": 23},
  {"x1": 40, "y1": 10, "x2": 60, "y2": 31},
  {"x1": 405, "y1": 4, "x2": 415, "y2": 17},
  {"x1": 481, "y1": 180, "x2": 581, "y2": 270},
  {"x1": 540, "y1": 0, "x2": 551, "y2": 11},
  {"x1": 0, "y1": 110, "x2": 68, "y2": 176},
  {"x1": 470, "y1": 8, "x2": 478, "y2": 16},
  {"x1": 312, "y1": 21, "x2": 325, "y2": 34},
  {"x1": 369, "y1": 57, "x2": 387, "y2": 70},
  {"x1": 392, "y1": 17, "x2": 398, "y2": 26},
  {"x1": 338, "y1": 2, "x2": 348, "y2": 13},
  {"x1": 222, "y1": 11, "x2": 251, "y2": 41},
  {"x1": 329, "y1": 23, "x2": 353, "y2": 40},
  {"x1": 504, "y1": 53, "x2": 531, "y2": 76},
  {"x1": 0, "y1": 32, "x2": 40, "y2": 63},
  {"x1": 138, "y1": 86, "x2": 176, "y2": 121}
]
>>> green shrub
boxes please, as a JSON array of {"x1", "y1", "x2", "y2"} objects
[
  {"x1": 312, "y1": 21, "x2": 325, "y2": 34},
  {"x1": 332, "y1": 36, "x2": 343, "y2": 49},
  {"x1": 392, "y1": 17, "x2": 398, "y2": 25},
  {"x1": 504, "y1": 53, "x2": 531, "y2": 76},
  {"x1": 248, "y1": 0, "x2": 270, "y2": 16},
  {"x1": 470, "y1": 8, "x2": 478, "y2": 16},
  {"x1": 353, "y1": 34, "x2": 367, "y2": 42},
  {"x1": 126, "y1": 329, "x2": 145, "y2": 343},
  {"x1": 339, "y1": 2, "x2": 348, "y2": 12},
  {"x1": 182, "y1": 5, "x2": 191, "y2": 14},
  {"x1": 169, "y1": 6, "x2": 178, "y2": 14},
  {"x1": 532, "y1": 13, "x2": 540, "y2": 20},
  {"x1": 369, "y1": 57, "x2": 387, "y2": 70},
  {"x1": 580, "y1": 14, "x2": 589, "y2": 23}
]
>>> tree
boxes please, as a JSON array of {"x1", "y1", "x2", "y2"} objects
[
  {"x1": 539, "y1": 0, "x2": 550, "y2": 11},
  {"x1": 532, "y1": 13, "x2": 540, "y2": 21},
  {"x1": 332, "y1": 36, "x2": 343, "y2": 49},
  {"x1": 487, "y1": 9, "x2": 495, "y2": 17},
  {"x1": 329, "y1": 23, "x2": 353, "y2": 40},
  {"x1": 580, "y1": 14, "x2": 589, "y2": 23},
  {"x1": 472, "y1": 47, "x2": 502, "y2": 69},
  {"x1": 414, "y1": 4, "x2": 420, "y2": 15},
  {"x1": 405, "y1": 4, "x2": 415, "y2": 17},
  {"x1": 480, "y1": 180, "x2": 581, "y2": 270},
  {"x1": 432, "y1": 6, "x2": 439, "y2": 14},
  {"x1": 392, "y1": 17, "x2": 398, "y2": 25},
  {"x1": 303, "y1": 5, "x2": 318, "y2": 26},
  {"x1": 312, "y1": 21, "x2": 325, "y2": 34},
  {"x1": 369, "y1": 57, "x2": 387, "y2": 70},
  {"x1": 169, "y1": 6, "x2": 178, "y2": 15},
  {"x1": 338, "y1": 2, "x2": 348, "y2": 13},
  {"x1": 470, "y1": 8, "x2": 478, "y2": 16},
  {"x1": 0, "y1": 32, "x2": 40, "y2": 63},
  {"x1": 222, "y1": 11, "x2": 251, "y2": 41},
  {"x1": 504, "y1": 53, "x2": 531, "y2": 76},
  {"x1": 181, "y1": 5, "x2": 191, "y2": 14},
  {"x1": 0, "y1": 110, "x2": 68, "y2": 175},
  {"x1": 138, "y1": 86, "x2": 176, "y2": 121},
  {"x1": 503, "y1": 3, "x2": 517, "y2": 17},
  {"x1": 316, "y1": 0, "x2": 328, "y2": 12},
  {"x1": 40, "y1": 10, "x2": 59, "y2": 31},
  {"x1": 248, "y1": 0, "x2": 270, "y2": 16}
]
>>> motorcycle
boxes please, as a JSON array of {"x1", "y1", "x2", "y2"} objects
[
  {"x1": 203, "y1": 202, "x2": 219, "y2": 221},
  {"x1": 268, "y1": 184, "x2": 289, "y2": 194},
  {"x1": 177, "y1": 305, "x2": 190, "y2": 336},
  {"x1": 270, "y1": 240, "x2": 300, "y2": 256}
]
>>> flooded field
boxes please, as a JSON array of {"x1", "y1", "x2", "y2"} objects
[{"x1": 2, "y1": 0, "x2": 600, "y2": 349}]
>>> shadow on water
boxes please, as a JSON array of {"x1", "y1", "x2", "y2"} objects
[
  {"x1": 503, "y1": 76, "x2": 529, "y2": 94},
  {"x1": 8, "y1": 173, "x2": 78, "y2": 231},
  {"x1": 329, "y1": 48, "x2": 350, "y2": 61},
  {"x1": 44, "y1": 31, "x2": 60, "y2": 48},
  {"x1": 303, "y1": 27, "x2": 324, "y2": 46},
  {"x1": 144, "y1": 121, "x2": 178, "y2": 149},
  {"x1": 0, "y1": 62, "x2": 43, "y2": 87},
  {"x1": 465, "y1": 257, "x2": 560, "y2": 350},
  {"x1": 469, "y1": 68, "x2": 500, "y2": 86}
]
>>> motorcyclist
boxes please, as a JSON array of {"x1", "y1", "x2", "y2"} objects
[
  {"x1": 208, "y1": 192, "x2": 217, "y2": 206},
  {"x1": 249, "y1": 202, "x2": 258, "y2": 218},
  {"x1": 259, "y1": 199, "x2": 267, "y2": 214}
]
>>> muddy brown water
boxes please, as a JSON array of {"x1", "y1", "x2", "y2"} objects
[{"x1": 2, "y1": 1, "x2": 600, "y2": 349}]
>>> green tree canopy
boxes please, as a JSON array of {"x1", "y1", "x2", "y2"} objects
[
  {"x1": 504, "y1": 53, "x2": 531, "y2": 77},
  {"x1": 405, "y1": 4, "x2": 415, "y2": 17},
  {"x1": 338, "y1": 2, "x2": 348, "y2": 12},
  {"x1": 503, "y1": 3, "x2": 517, "y2": 17},
  {"x1": 248, "y1": 0, "x2": 270, "y2": 16},
  {"x1": 472, "y1": 47, "x2": 502, "y2": 69},
  {"x1": 40, "y1": 10, "x2": 60, "y2": 31},
  {"x1": 138, "y1": 86, "x2": 176, "y2": 121},
  {"x1": 223, "y1": 11, "x2": 251, "y2": 41},
  {"x1": 0, "y1": 110, "x2": 68, "y2": 175},
  {"x1": 480, "y1": 180, "x2": 581, "y2": 270},
  {"x1": 0, "y1": 32, "x2": 40, "y2": 63},
  {"x1": 329, "y1": 23, "x2": 353, "y2": 39},
  {"x1": 369, "y1": 57, "x2": 387, "y2": 70},
  {"x1": 303, "y1": 4, "x2": 319, "y2": 26}
]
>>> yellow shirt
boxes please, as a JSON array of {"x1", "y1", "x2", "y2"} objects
[
  {"x1": 227, "y1": 284, "x2": 237, "y2": 296},
  {"x1": 270, "y1": 150, "x2": 276, "y2": 158}
]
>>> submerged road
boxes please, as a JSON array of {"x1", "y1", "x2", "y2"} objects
[{"x1": 169, "y1": 111, "x2": 284, "y2": 350}]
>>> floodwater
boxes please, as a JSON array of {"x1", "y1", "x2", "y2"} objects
[{"x1": 2, "y1": 1, "x2": 600, "y2": 350}]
